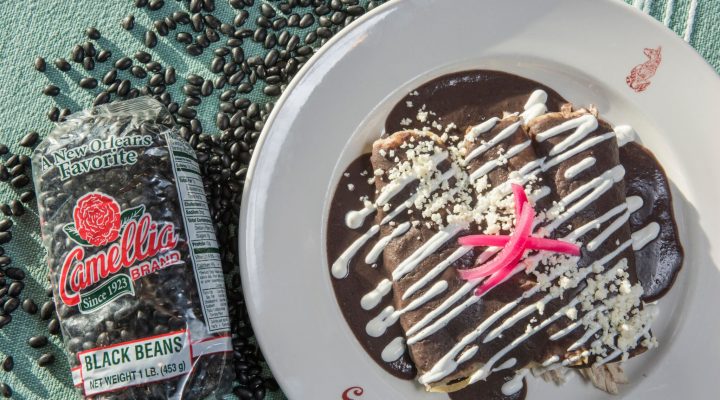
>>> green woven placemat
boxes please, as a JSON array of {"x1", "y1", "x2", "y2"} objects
[{"x1": 0, "y1": 1, "x2": 716, "y2": 399}]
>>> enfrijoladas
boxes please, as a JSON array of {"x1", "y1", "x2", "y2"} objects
[{"x1": 327, "y1": 71, "x2": 683, "y2": 400}]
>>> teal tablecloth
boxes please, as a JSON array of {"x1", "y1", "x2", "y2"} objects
[{"x1": 0, "y1": 0, "x2": 716, "y2": 399}]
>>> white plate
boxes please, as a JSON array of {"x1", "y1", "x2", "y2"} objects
[{"x1": 240, "y1": 0, "x2": 720, "y2": 399}]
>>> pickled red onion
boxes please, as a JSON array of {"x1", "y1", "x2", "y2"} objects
[
  {"x1": 458, "y1": 236, "x2": 580, "y2": 256},
  {"x1": 458, "y1": 203, "x2": 534, "y2": 280},
  {"x1": 456, "y1": 183, "x2": 580, "y2": 295}
]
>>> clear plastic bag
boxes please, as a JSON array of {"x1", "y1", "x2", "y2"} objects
[{"x1": 32, "y1": 97, "x2": 234, "y2": 399}]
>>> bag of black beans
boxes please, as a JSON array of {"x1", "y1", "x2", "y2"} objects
[{"x1": 32, "y1": 97, "x2": 234, "y2": 399}]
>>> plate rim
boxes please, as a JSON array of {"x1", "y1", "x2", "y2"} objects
[{"x1": 239, "y1": 0, "x2": 720, "y2": 398}]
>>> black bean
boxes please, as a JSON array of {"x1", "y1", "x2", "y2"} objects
[
  {"x1": 232, "y1": 47, "x2": 244, "y2": 63},
  {"x1": 229, "y1": 71, "x2": 245, "y2": 86},
  {"x1": 217, "y1": 113, "x2": 229, "y2": 130},
  {"x1": 48, "y1": 318, "x2": 60, "y2": 335},
  {"x1": 96, "y1": 49, "x2": 112, "y2": 62},
  {"x1": 317, "y1": 27, "x2": 332, "y2": 38},
  {"x1": 187, "y1": 74, "x2": 204, "y2": 86},
  {"x1": 5, "y1": 268, "x2": 23, "y2": 280},
  {"x1": 176, "y1": 31, "x2": 193, "y2": 44},
  {"x1": 201, "y1": 80, "x2": 214, "y2": 96},
  {"x1": 146, "y1": 61, "x2": 161, "y2": 72},
  {"x1": 211, "y1": 57, "x2": 225, "y2": 73},
  {"x1": 54, "y1": 58, "x2": 71, "y2": 71},
  {"x1": 238, "y1": 82, "x2": 253, "y2": 93},
  {"x1": 264, "y1": 50, "x2": 279, "y2": 67},
  {"x1": 2, "y1": 356, "x2": 12, "y2": 372},
  {"x1": 0, "y1": 204, "x2": 9, "y2": 217},
  {"x1": 34, "y1": 57, "x2": 46, "y2": 72},
  {"x1": 40, "y1": 301, "x2": 55, "y2": 320},
  {"x1": 220, "y1": 23, "x2": 235, "y2": 35},
  {"x1": 178, "y1": 106, "x2": 197, "y2": 119},
  {"x1": 10, "y1": 175, "x2": 29, "y2": 189},
  {"x1": 0, "y1": 219, "x2": 11, "y2": 231},
  {"x1": 71, "y1": 45, "x2": 84, "y2": 63},
  {"x1": 186, "y1": 44, "x2": 202, "y2": 56},
  {"x1": 9, "y1": 165, "x2": 23, "y2": 177},
  {"x1": 19, "y1": 131, "x2": 39, "y2": 147},
  {"x1": 115, "y1": 57, "x2": 132, "y2": 70},
  {"x1": 129, "y1": 65, "x2": 146, "y2": 79},
  {"x1": 149, "y1": 73, "x2": 164, "y2": 87},
  {"x1": 272, "y1": 18, "x2": 287, "y2": 30},
  {"x1": 29, "y1": 335, "x2": 48, "y2": 348},
  {"x1": 164, "y1": 16, "x2": 177, "y2": 30},
  {"x1": 37, "y1": 353, "x2": 54, "y2": 367},
  {"x1": 3, "y1": 298, "x2": 18, "y2": 313},
  {"x1": 86, "y1": 26, "x2": 101, "y2": 39},
  {"x1": 135, "y1": 50, "x2": 152, "y2": 63},
  {"x1": 0, "y1": 145, "x2": 6, "y2": 156},
  {"x1": 102, "y1": 69, "x2": 117, "y2": 85},
  {"x1": 331, "y1": 11, "x2": 346, "y2": 24},
  {"x1": 82, "y1": 56, "x2": 95, "y2": 71},
  {"x1": 287, "y1": 13, "x2": 300, "y2": 27},
  {"x1": 263, "y1": 33, "x2": 277, "y2": 49},
  {"x1": 154, "y1": 20, "x2": 169, "y2": 36},
  {"x1": 214, "y1": 75, "x2": 227, "y2": 89},
  {"x1": 93, "y1": 91, "x2": 110, "y2": 106},
  {"x1": 19, "y1": 191, "x2": 34, "y2": 203},
  {"x1": 260, "y1": 3, "x2": 276, "y2": 18},
  {"x1": 22, "y1": 299, "x2": 37, "y2": 314},
  {"x1": 9, "y1": 200, "x2": 23, "y2": 216},
  {"x1": 299, "y1": 13, "x2": 315, "y2": 28},
  {"x1": 0, "y1": 315, "x2": 11, "y2": 329},
  {"x1": 191, "y1": 13, "x2": 204, "y2": 32},
  {"x1": 206, "y1": 28, "x2": 220, "y2": 43},
  {"x1": 43, "y1": 85, "x2": 59, "y2": 96},
  {"x1": 215, "y1": 47, "x2": 230, "y2": 57},
  {"x1": 194, "y1": 32, "x2": 209, "y2": 46},
  {"x1": 234, "y1": 10, "x2": 249, "y2": 26},
  {"x1": 117, "y1": 79, "x2": 131, "y2": 97},
  {"x1": 220, "y1": 90, "x2": 236, "y2": 102},
  {"x1": 253, "y1": 28, "x2": 267, "y2": 43},
  {"x1": 148, "y1": 0, "x2": 164, "y2": 9},
  {"x1": 173, "y1": 11, "x2": 190, "y2": 24},
  {"x1": 0, "y1": 383, "x2": 10, "y2": 398},
  {"x1": 145, "y1": 30, "x2": 158, "y2": 48},
  {"x1": 204, "y1": 14, "x2": 221, "y2": 29},
  {"x1": 78, "y1": 77, "x2": 98, "y2": 89},
  {"x1": 263, "y1": 85, "x2": 281, "y2": 96},
  {"x1": 227, "y1": 38, "x2": 242, "y2": 48},
  {"x1": 165, "y1": 67, "x2": 176, "y2": 85},
  {"x1": 185, "y1": 96, "x2": 201, "y2": 107},
  {"x1": 121, "y1": 14, "x2": 135, "y2": 30}
]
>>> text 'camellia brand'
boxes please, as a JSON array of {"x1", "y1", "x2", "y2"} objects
[{"x1": 59, "y1": 192, "x2": 182, "y2": 313}]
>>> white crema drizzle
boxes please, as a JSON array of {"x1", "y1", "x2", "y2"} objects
[{"x1": 332, "y1": 89, "x2": 662, "y2": 387}]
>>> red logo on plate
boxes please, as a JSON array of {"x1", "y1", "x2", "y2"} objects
[
  {"x1": 626, "y1": 46, "x2": 662, "y2": 93},
  {"x1": 342, "y1": 386, "x2": 364, "y2": 400}
]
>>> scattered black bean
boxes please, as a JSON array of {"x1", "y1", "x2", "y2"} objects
[
  {"x1": 96, "y1": 49, "x2": 112, "y2": 62},
  {"x1": 115, "y1": 57, "x2": 132, "y2": 70},
  {"x1": 43, "y1": 85, "x2": 59, "y2": 97},
  {"x1": 54, "y1": 58, "x2": 71, "y2": 71},
  {"x1": 48, "y1": 318, "x2": 60, "y2": 335},
  {"x1": 40, "y1": 301, "x2": 55, "y2": 320},
  {"x1": 19, "y1": 131, "x2": 39, "y2": 147},
  {"x1": 1, "y1": 356, "x2": 12, "y2": 372},
  {"x1": 34, "y1": 57, "x2": 46, "y2": 72},
  {"x1": 0, "y1": 383, "x2": 10, "y2": 398},
  {"x1": 121, "y1": 14, "x2": 135, "y2": 30},
  {"x1": 145, "y1": 30, "x2": 158, "y2": 48},
  {"x1": 78, "y1": 77, "x2": 98, "y2": 89},
  {"x1": 23, "y1": 299, "x2": 38, "y2": 314},
  {"x1": 82, "y1": 56, "x2": 95, "y2": 71},
  {"x1": 37, "y1": 353, "x2": 54, "y2": 367}
]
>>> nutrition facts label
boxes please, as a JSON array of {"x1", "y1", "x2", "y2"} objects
[{"x1": 167, "y1": 134, "x2": 230, "y2": 333}]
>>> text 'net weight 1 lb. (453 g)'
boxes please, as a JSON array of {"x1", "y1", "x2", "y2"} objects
[{"x1": 32, "y1": 97, "x2": 234, "y2": 399}]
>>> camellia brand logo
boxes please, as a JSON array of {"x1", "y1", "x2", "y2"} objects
[{"x1": 59, "y1": 192, "x2": 182, "y2": 313}]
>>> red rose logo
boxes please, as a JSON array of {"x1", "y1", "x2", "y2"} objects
[{"x1": 73, "y1": 192, "x2": 121, "y2": 247}]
